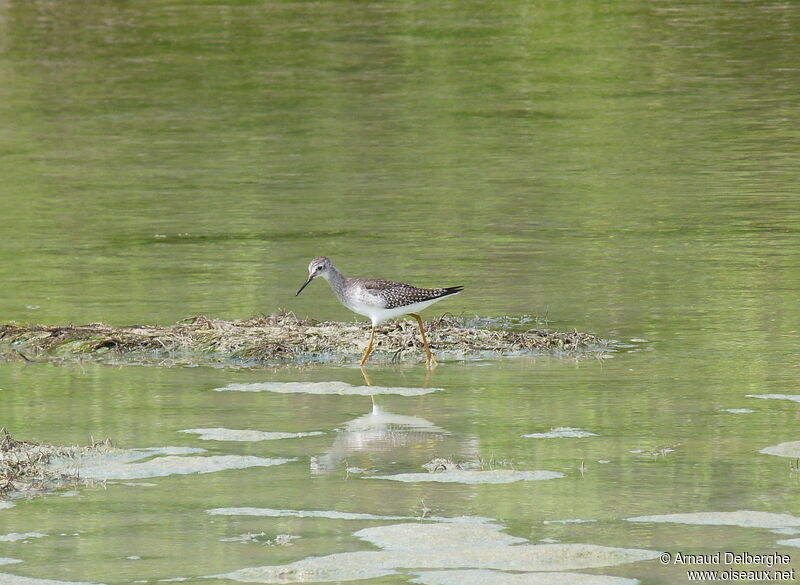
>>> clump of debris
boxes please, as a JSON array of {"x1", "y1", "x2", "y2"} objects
[
  {"x1": 0, "y1": 311, "x2": 605, "y2": 366},
  {"x1": 0, "y1": 428, "x2": 111, "y2": 496}
]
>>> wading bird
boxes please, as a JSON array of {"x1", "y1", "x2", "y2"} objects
[{"x1": 296, "y1": 257, "x2": 463, "y2": 367}]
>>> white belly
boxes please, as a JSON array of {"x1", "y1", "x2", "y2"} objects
[{"x1": 346, "y1": 298, "x2": 439, "y2": 326}]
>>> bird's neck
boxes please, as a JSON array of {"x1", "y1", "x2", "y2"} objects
[{"x1": 324, "y1": 267, "x2": 347, "y2": 299}]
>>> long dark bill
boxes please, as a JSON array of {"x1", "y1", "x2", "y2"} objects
[{"x1": 296, "y1": 275, "x2": 314, "y2": 296}]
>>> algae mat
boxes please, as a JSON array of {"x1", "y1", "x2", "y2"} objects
[{"x1": 0, "y1": 312, "x2": 604, "y2": 366}]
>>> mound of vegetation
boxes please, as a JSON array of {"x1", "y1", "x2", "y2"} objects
[
  {"x1": 1, "y1": 429, "x2": 112, "y2": 496},
  {"x1": 0, "y1": 312, "x2": 604, "y2": 366}
]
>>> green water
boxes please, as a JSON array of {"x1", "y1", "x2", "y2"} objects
[{"x1": 1, "y1": 0, "x2": 799, "y2": 583}]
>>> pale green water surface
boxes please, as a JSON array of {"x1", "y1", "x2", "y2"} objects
[{"x1": 1, "y1": 1, "x2": 799, "y2": 584}]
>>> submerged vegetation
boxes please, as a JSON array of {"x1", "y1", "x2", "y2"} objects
[{"x1": 0, "y1": 311, "x2": 604, "y2": 366}]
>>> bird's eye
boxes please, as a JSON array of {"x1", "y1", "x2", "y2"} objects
[{"x1": 316, "y1": 266, "x2": 323, "y2": 271}]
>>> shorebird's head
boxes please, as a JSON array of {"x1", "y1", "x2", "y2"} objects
[{"x1": 296, "y1": 256, "x2": 334, "y2": 296}]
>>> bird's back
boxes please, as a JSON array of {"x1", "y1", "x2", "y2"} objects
[{"x1": 347, "y1": 278, "x2": 462, "y2": 310}]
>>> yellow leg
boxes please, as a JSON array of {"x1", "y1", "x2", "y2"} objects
[
  {"x1": 409, "y1": 313, "x2": 436, "y2": 368},
  {"x1": 359, "y1": 326, "x2": 376, "y2": 366},
  {"x1": 359, "y1": 366, "x2": 373, "y2": 387}
]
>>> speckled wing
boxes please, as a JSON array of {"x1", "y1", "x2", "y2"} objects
[{"x1": 359, "y1": 279, "x2": 464, "y2": 310}]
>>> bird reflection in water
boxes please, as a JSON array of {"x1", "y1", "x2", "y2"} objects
[{"x1": 310, "y1": 367, "x2": 444, "y2": 474}]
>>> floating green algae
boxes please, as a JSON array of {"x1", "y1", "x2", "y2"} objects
[{"x1": 210, "y1": 521, "x2": 659, "y2": 583}]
